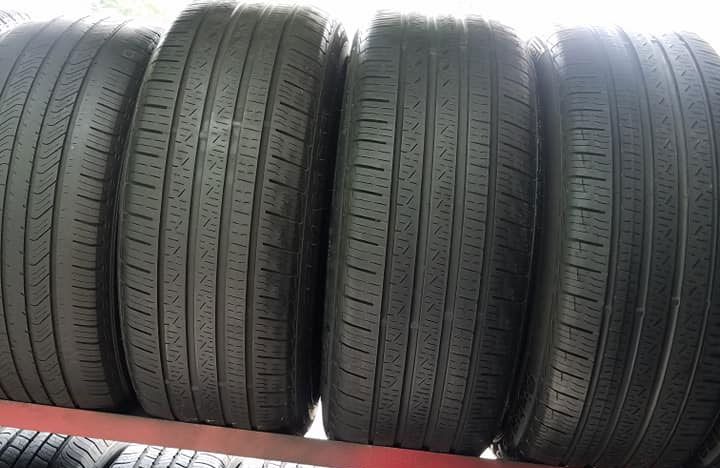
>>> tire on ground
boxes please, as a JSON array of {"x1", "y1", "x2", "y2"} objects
[
  {"x1": 0, "y1": 11, "x2": 29, "y2": 33},
  {"x1": 118, "y1": 2, "x2": 347, "y2": 433},
  {"x1": 0, "y1": 427, "x2": 119, "y2": 468},
  {"x1": 500, "y1": 27, "x2": 720, "y2": 468},
  {"x1": 0, "y1": 18, "x2": 158, "y2": 409},
  {"x1": 322, "y1": 12, "x2": 538, "y2": 454}
]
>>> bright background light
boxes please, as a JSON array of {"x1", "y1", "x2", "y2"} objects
[{"x1": 3, "y1": 0, "x2": 720, "y2": 50}]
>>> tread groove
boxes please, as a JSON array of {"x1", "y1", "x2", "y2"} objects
[
  {"x1": 395, "y1": 16, "x2": 437, "y2": 446},
  {"x1": 8, "y1": 17, "x2": 88, "y2": 406},
  {"x1": 158, "y1": 5, "x2": 212, "y2": 422},
  {"x1": 426, "y1": 17, "x2": 467, "y2": 450},
  {"x1": 49, "y1": 17, "x2": 131, "y2": 409},
  {"x1": 214, "y1": 1, "x2": 253, "y2": 429},
  {"x1": 186, "y1": 4, "x2": 233, "y2": 426},
  {"x1": 591, "y1": 27, "x2": 657, "y2": 464},
  {"x1": 620, "y1": 36, "x2": 690, "y2": 466},
  {"x1": 653, "y1": 33, "x2": 718, "y2": 464},
  {"x1": 245, "y1": 5, "x2": 296, "y2": 430},
  {"x1": 562, "y1": 26, "x2": 623, "y2": 465},
  {"x1": 369, "y1": 16, "x2": 405, "y2": 444},
  {"x1": 0, "y1": 19, "x2": 59, "y2": 403},
  {"x1": 453, "y1": 17, "x2": 497, "y2": 449}
]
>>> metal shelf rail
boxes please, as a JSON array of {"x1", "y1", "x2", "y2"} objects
[{"x1": 0, "y1": 400, "x2": 536, "y2": 468}]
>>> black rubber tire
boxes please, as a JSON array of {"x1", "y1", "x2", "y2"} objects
[
  {"x1": 322, "y1": 12, "x2": 538, "y2": 455},
  {"x1": 500, "y1": 27, "x2": 720, "y2": 468},
  {"x1": 109, "y1": 448, "x2": 300, "y2": 468},
  {"x1": 0, "y1": 18, "x2": 158, "y2": 409},
  {"x1": 0, "y1": 427, "x2": 113, "y2": 468},
  {"x1": 0, "y1": 11, "x2": 29, "y2": 33},
  {"x1": 108, "y1": 446, "x2": 229, "y2": 468},
  {"x1": 118, "y1": 2, "x2": 347, "y2": 433}
]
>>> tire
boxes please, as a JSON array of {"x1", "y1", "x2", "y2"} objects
[
  {"x1": 108, "y1": 446, "x2": 229, "y2": 468},
  {"x1": 0, "y1": 11, "x2": 29, "y2": 33},
  {"x1": 500, "y1": 28, "x2": 720, "y2": 468},
  {"x1": 118, "y1": 2, "x2": 347, "y2": 433},
  {"x1": 109, "y1": 447, "x2": 311, "y2": 468},
  {"x1": 0, "y1": 427, "x2": 114, "y2": 468},
  {"x1": 0, "y1": 18, "x2": 158, "y2": 409},
  {"x1": 322, "y1": 12, "x2": 538, "y2": 454}
]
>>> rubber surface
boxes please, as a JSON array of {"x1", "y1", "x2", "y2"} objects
[
  {"x1": 323, "y1": 12, "x2": 538, "y2": 455},
  {"x1": 108, "y1": 446, "x2": 300, "y2": 468},
  {"x1": 500, "y1": 27, "x2": 720, "y2": 468},
  {"x1": 0, "y1": 18, "x2": 158, "y2": 409},
  {"x1": 0, "y1": 427, "x2": 114, "y2": 468},
  {"x1": 109, "y1": 446, "x2": 229, "y2": 468},
  {"x1": 0, "y1": 11, "x2": 29, "y2": 33},
  {"x1": 119, "y1": 2, "x2": 347, "y2": 432}
]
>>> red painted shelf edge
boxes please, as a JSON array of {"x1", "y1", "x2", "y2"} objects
[{"x1": 0, "y1": 400, "x2": 539, "y2": 468}]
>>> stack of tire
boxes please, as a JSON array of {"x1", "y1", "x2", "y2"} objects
[{"x1": 1, "y1": 2, "x2": 720, "y2": 467}]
